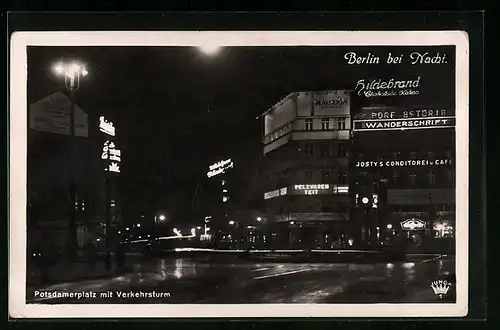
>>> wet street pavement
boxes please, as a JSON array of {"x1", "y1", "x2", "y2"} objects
[{"x1": 27, "y1": 255, "x2": 455, "y2": 304}]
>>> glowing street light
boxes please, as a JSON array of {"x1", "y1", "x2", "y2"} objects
[
  {"x1": 136, "y1": 223, "x2": 141, "y2": 228},
  {"x1": 256, "y1": 217, "x2": 262, "y2": 222},
  {"x1": 198, "y1": 44, "x2": 221, "y2": 56},
  {"x1": 229, "y1": 221, "x2": 235, "y2": 225},
  {"x1": 125, "y1": 227, "x2": 130, "y2": 231},
  {"x1": 158, "y1": 214, "x2": 166, "y2": 221},
  {"x1": 387, "y1": 224, "x2": 393, "y2": 229},
  {"x1": 52, "y1": 60, "x2": 89, "y2": 257}
]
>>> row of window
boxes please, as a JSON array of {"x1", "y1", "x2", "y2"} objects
[
  {"x1": 304, "y1": 117, "x2": 348, "y2": 131},
  {"x1": 390, "y1": 204, "x2": 455, "y2": 212},
  {"x1": 266, "y1": 169, "x2": 349, "y2": 184},
  {"x1": 357, "y1": 150, "x2": 454, "y2": 161},
  {"x1": 302, "y1": 141, "x2": 348, "y2": 158},
  {"x1": 357, "y1": 170, "x2": 454, "y2": 186}
]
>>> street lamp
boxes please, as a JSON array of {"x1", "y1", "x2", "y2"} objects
[
  {"x1": 387, "y1": 224, "x2": 393, "y2": 229},
  {"x1": 158, "y1": 214, "x2": 166, "y2": 221},
  {"x1": 229, "y1": 221, "x2": 235, "y2": 225},
  {"x1": 256, "y1": 217, "x2": 262, "y2": 222},
  {"x1": 53, "y1": 60, "x2": 88, "y2": 256},
  {"x1": 198, "y1": 44, "x2": 221, "y2": 56}
]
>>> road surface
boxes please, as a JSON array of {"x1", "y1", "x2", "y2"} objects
[{"x1": 27, "y1": 255, "x2": 455, "y2": 304}]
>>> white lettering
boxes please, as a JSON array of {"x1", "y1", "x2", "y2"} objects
[{"x1": 99, "y1": 116, "x2": 116, "y2": 136}]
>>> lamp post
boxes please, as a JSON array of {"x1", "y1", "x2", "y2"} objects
[{"x1": 53, "y1": 61, "x2": 88, "y2": 257}]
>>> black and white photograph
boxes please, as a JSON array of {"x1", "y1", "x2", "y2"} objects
[{"x1": 9, "y1": 31, "x2": 469, "y2": 318}]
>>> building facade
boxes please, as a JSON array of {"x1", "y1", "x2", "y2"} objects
[
  {"x1": 261, "y1": 90, "x2": 352, "y2": 249},
  {"x1": 349, "y1": 104, "x2": 455, "y2": 250}
]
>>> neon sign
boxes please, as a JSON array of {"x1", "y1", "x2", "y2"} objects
[
  {"x1": 102, "y1": 140, "x2": 121, "y2": 173},
  {"x1": 264, "y1": 187, "x2": 288, "y2": 200},
  {"x1": 207, "y1": 159, "x2": 234, "y2": 178},
  {"x1": 353, "y1": 117, "x2": 455, "y2": 131},
  {"x1": 355, "y1": 159, "x2": 452, "y2": 168},
  {"x1": 99, "y1": 116, "x2": 115, "y2": 136},
  {"x1": 401, "y1": 218, "x2": 426, "y2": 231}
]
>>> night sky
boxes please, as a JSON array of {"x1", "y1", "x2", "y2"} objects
[{"x1": 27, "y1": 45, "x2": 455, "y2": 222}]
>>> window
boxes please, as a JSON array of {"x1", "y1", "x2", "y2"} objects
[
  {"x1": 305, "y1": 170, "x2": 313, "y2": 179},
  {"x1": 305, "y1": 143, "x2": 314, "y2": 158},
  {"x1": 338, "y1": 172, "x2": 348, "y2": 184},
  {"x1": 410, "y1": 152, "x2": 417, "y2": 160},
  {"x1": 409, "y1": 173, "x2": 417, "y2": 186},
  {"x1": 427, "y1": 170, "x2": 436, "y2": 186},
  {"x1": 319, "y1": 143, "x2": 330, "y2": 157},
  {"x1": 305, "y1": 119, "x2": 313, "y2": 130},
  {"x1": 445, "y1": 149, "x2": 453, "y2": 159},
  {"x1": 428, "y1": 151, "x2": 435, "y2": 159},
  {"x1": 321, "y1": 170, "x2": 330, "y2": 181},
  {"x1": 338, "y1": 144, "x2": 347, "y2": 157},
  {"x1": 321, "y1": 118, "x2": 330, "y2": 130},
  {"x1": 337, "y1": 117, "x2": 347, "y2": 130},
  {"x1": 358, "y1": 153, "x2": 364, "y2": 161},
  {"x1": 392, "y1": 152, "x2": 399, "y2": 160}
]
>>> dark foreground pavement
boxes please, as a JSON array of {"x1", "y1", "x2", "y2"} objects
[{"x1": 27, "y1": 254, "x2": 455, "y2": 304}]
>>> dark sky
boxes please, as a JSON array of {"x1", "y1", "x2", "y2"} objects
[{"x1": 26, "y1": 45, "x2": 455, "y2": 218}]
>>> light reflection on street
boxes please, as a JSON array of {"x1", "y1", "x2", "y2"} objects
[{"x1": 27, "y1": 255, "x2": 455, "y2": 304}]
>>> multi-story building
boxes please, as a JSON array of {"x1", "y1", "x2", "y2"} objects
[
  {"x1": 261, "y1": 90, "x2": 352, "y2": 249},
  {"x1": 349, "y1": 104, "x2": 455, "y2": 250}
]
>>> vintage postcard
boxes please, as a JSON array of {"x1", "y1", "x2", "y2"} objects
[{"x1": 9, "y1": 31, "x2": 469, "y2": 318}]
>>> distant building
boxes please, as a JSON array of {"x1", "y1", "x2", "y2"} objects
[
  {"x1": 349, "y1": 104, "x2": 455, "y2": 248},
  {"x1": 261, "y1": 90, "x2": 352, "y2": 249}
]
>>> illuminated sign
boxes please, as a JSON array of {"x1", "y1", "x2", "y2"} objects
[
  {"x1": 207, "y1": 159, "x2": 233, "y2": 178},
  {"x1": 264, "y1": 187, "x2": 288, "y2": 200},
  {"x1": 99, "y1": 116, "x2": 115, "y2": 136},
  {"x1": 314, "y1": 98, "x2": 348, "y2": 107},
  {"x1": 354, "y1": 76, "x2": 421, "y2": 98},
  {"x1": 291, "y1": 184, "x2": 348, "y2": 195},
  {"x1": 356, "y1": 159, "x2": 452, "y2": 168},
  {"x1": 102, "y1": 140, "x2": 121, "y2": 173},
  {"x1": 354, "y1": 109, "x2": 451, "y2": 120},
  {"x1": 353, "y1": 117, "x2": 455, "y2": 131},
  {"x1": 264, "y1": 184, "x2": 348, "y2": 200},
  {"x1": 276, "y1": 212, "x2": 349, "y2": 222},
  {"x1": 355, "y1": 193, "x2": 378, "y2": 208},
  {"x1": 401, "y1": 218, "x2": 426, "y2": 231}
]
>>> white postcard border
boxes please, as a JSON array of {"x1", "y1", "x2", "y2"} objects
[{"x1": 9, "y1": 31, "x2": 469, "y2": 318}]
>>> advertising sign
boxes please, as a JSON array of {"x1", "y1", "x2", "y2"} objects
[
  {"x1": 352, "y1": 107, "x2": 455, "y2": 132},
  {"x1": 353, "y1": 117, "x2": 455, "y2": 131},
  {"x1": 289, "y1": 184, "x2": 349, "y2": 195},
  {"x1": 312, "y1": 90, "x2": 350, "y2": 116},
  {"x1": 102, "y1": 141, "x2": 121, "y2": 173},
  {"x1": 99, "y1": 116, "x2": 116, "y2": 136},
  {"x1": 29, "y1": 92, "x2": 88, "y2": 137},
  {"x1": 400, "y1": 218, "x2": 426, "y2": 231},
  {"x1": 276, "y1": 212, "x2": 349, "y2": 222},
  {"x1": 264, "y1": 187, "x2": 288, "y2": 200},
  {"x1": 207, "y1": 159, "x2": 234, "y2": 178},
  {"x1": 355, "y1": 158, "x2": 452, "y2": 168}
]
